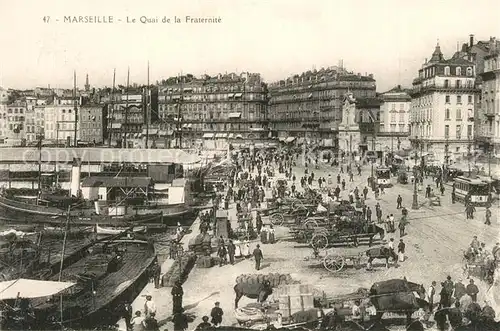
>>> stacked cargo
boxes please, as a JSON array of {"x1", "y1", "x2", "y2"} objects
[
  {"x1": 277, "y1": 284, "x2": 315, "y2": 321},
  {"x1": 188, "y1": 233, "x2": 213, "y2": 256},
  {"x1": 235, "y1": 273, "x2": 295, "y2": 287},
  {"x1": 162, "y1": 253, "x2": 197, "y2": 286}
]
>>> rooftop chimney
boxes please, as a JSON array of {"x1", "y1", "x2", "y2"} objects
[{"x1": 470, "y1": 34, "x2": 474, "y2": 48}]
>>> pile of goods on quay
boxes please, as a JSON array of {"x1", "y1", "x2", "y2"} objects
[{"x1": 162, "y1": 252, "x2": 197, "y2": 286}]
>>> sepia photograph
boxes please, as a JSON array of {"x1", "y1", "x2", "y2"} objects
[{"x1": 0, "y1": 0, "x2": 500, "y2": 330}]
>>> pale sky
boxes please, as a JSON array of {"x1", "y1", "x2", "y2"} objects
[{"x1": 0, "y1": 0, "x2": 499, "y2": 92}]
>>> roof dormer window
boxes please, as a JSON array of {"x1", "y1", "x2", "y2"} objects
[
  {"x1": 444, "y1": 66, "x2": 450, "y2": 76},
  {"x1": 466, "y1": 67, "x2": 473, "y2": 76},
  {"x1": 456, "y1": 67, "x2": 462, "y2": 76}
]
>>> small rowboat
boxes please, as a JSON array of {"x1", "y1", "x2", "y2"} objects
[{"x1": 95, "y1": 224, "x2": 147, "y2": 236}]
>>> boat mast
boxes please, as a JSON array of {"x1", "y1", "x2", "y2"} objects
[
  {"x1": 145, "y1": 61, "x2": 150, "y2": 149},
  {"x1": 109, "y1": 69, "x2": 116, "y2": 148},
  {"x1": 58, "y1": 205, "x2": 71, "y2": 329},
  {"x1": 73, "y1": 71, "x2": 78, "y2": 147},
  {"x1": 123, "y1": 67, "x2": 130, "y2": 148},
  {"x1": 37, "y1": 136, "x2": 42, "y2": 194}
]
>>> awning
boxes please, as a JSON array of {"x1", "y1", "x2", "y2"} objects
[
  {"x1": 215, "y1": 133, "x2": 227, "y2": 138},
  {"x1": 203, "y1": 133, "x2": 214, "y2": 138},
  {"x1": 235, "y1": 134, "x2": 244, "y2": 139},
  {"x1": 285, "y1": 137, "x2": 296, "y2": 143},
  {"x1": 172, "y1": 95, "x2": 180, "y2": 99},
  {"x1": 158, "y1": 130, "x2": 167, "y2": 136},
  {"x1": 249, "y1": 127, "x2": 265, "y2": 131},
  {"x1": 111, "y1": 123, "x2": 122, "y2": 129},
  {"x1": 234, "y1": 93, "x2": 243, "y2": 98},
  {"x1": 227, "y1": 133, "x2": 234, "y2": 139},
  {"x1": 0, "y1": 279, "x2": 75, "y2": 300},
  {"x1": 148, "y1": 129, "x2": 158, "y2": 135},
  {"x1": 228, "y1": 112, "x2": 242, "y2": 119},
  {"x1": 254, "y1": 143, "x2": 265, "y2": 148},
  {"x1": 183, "y1": 88, "x2": 193, "y2": 92},
  {"x1": 228, "y1": 93, "x2": 234, "y2": 98}
]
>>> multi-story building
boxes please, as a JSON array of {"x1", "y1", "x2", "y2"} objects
[
  {"x1": 4, "y1": 100, "x2": 27, "y2": 145},
  {"x1": 480, "y1": 38, "x2": 500, "y2": 154},
  {"x1": 378, "y1": 86, "x2": 412, "y2": 153},
  {"x1": 268, "y1": 67, "x2": 376, "y2": 149},
  {"x1": 157, "y1": 73, "x2": 268, "y2": 150},
  {"x1": 79, "y1": 105, "x2": 106, "y2": 144},
  {"x1": 44, "y1": 96, "x2": 80, "y2": 145},
  {"x1": 409, "y1": 43, "x2": 479, "y2": 164}
]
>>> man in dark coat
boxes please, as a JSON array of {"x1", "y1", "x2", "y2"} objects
[
  {"x1": 152, "y1": 261, "x2": 161, "y2": 289},
  {"x1": 227, "y1": 240, "x2": 236, "y2": 265},
  {"x1": 172, "y1": 311, "x2": 189, "y2": 331},
  {"x1": 366, "y1": 207, "x2": 372, "y2": 222},
  {"x1": 443, "y1": 276, "x2": 454, "y2": 305},
  {"x1": 466, "y1": 279, "x2": 479, "y2": 302},
  {"x1": 210, "y1": 302, "x2": 224, "y2": 326},
  {"x1": 253, "y1": 244, "x2": 263, "y2": 270},
  {"x1": 121, "y1": 301, "x2": 133, "y2": 329},
  {"x1": 255, "y1": 212, "x2": 263, "y2": 235},
  {"x1": 144, "y1": 312, "x2": 160, "y2": 331},
  {"x1": 363, "y1": 187, "x2": 368, "y2": 200},
  {"x1": 196, "y1": 316, "x2": 212, "y2": 330},
  {"x1": 171, "y1": 281, "x2": 184, "y2": 314},
  {"x1": 396, "y1": 195, "x2": 403, "y2": 209}
]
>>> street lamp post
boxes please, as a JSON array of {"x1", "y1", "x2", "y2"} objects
[{"x1": 411, "y1": 136, "x2": 419, "y2": 210}]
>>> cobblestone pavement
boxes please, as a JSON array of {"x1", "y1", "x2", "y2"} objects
[{"x1": 140, "y1": 158, "x2": 500, "y2": 330}]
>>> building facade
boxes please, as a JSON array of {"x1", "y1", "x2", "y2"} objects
[
  {"x1": 268, "y1": 67, "x2": 376, "y2": 149},
  {"x1": 378, "y1": 86, "x2": 412, "y2": 153},
  {"x1": 79, "y1": 105, "x2": 105, "y2": 144},
  {"x1": 409, "y1": 43, "x2": 479, "y2": 164},
  {"x1": 44, "y1": 97, "x2": 80, "y2": 145},
  {"x1": 480, "y1": 38, "x2": 500, "y2": 154},
  {"x1": 157, "y1": 73, "x2": 269, "y2": 150}
]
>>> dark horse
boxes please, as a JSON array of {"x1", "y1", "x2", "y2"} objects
[
  {"x1": 334, "y1": 221, "x2": 385, "y2": 247},
  {"x1": 365, "y1": 246, "x2": 397, "y2": 269},
  {"x1": 369, "y1": 278, "x2": 428, "y2": 325},
  {"x1": 233, "y1": 280, "x2": 273, "y2": 308}
]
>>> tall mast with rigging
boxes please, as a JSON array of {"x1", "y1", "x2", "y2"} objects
[
  {"x1": 73, "y1": 71, "x2": 78, "y2": 147},
  {"x1": 122, "y1": 67, "x2": 130, "y2": 148},
  {"x1": 109, "y1": 68, "x2": 116, "y2": 147},
  {"x1": 145, "y1": 61, "x2": 150, "y2": 149}
]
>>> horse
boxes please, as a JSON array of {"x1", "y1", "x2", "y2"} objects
[
  {"x1": 365, "y1": 246, "x2": 395, "y2": 269},
  {"x1": 369, "y1": 279, "x2": 429, "y2": 325},
  {"x1": 233, "y1": 280, "x2": 273, "y2": 308}
]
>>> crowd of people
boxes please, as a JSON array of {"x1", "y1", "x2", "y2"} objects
[{"x1": 117, "y1": 147, "x2": 499, "y2": 331}]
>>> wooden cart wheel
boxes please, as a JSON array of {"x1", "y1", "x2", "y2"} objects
[
  {"x1": 311, "y1": 233, "x2": 329, "y2": 250},
  {"x1": 270, "y1": 213, "x2": 284, "y2": 226},
  {"x1": 303, "y1": 219, "x2": 319, "y2": 230},
  {"x1": 323, "y1": 254, "x2": 345, "y2": 272}
]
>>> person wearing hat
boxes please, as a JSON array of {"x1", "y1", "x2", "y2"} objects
[
  {"x1": 144, "y1": 295, "x2": 157, "y2": 318},
  {"x1": 253, "y1": 244, "x2": 264, "y2": 270},
  {"x1": 131, "y1": 311, "x2": 146, "y2": 331},
  {"x1": 144, "y1": 312, "x2": 160, "y2": 331},
  {"x1": 196, "y1": 316, "x2": 212, "y2": 330},
  {"x1": 443, "y1": 276, "x2": 454, "y2": 305},
  {"x1": 210, "y1": 302, "x2": 224, "y2": 327},
  {"x1": 466, "y1": 279, "x2": 479, "y2": 302}
]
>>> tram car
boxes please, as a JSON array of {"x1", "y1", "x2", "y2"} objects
[
  {"x1": 375, "y1": 166, "x2": 392, "y2": 187},
  {"x1": 453, "y1": 176, "x2": 491, "y2": 206}
]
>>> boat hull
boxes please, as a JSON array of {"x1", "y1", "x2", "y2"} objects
[
  {"x1": 0, "y1": 196, "x2": 197, "y2": 226},
  {"x1": 32, "y1": 238, "x2": 157, "y2": 329}
]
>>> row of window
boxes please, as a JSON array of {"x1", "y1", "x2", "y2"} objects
[
  {"x1": 7, "y1": 108, "x2": 24, "y2": 114},
  {"x1": 444, "y1": 124, "x2": 473, "y2": 138},
  {"x1": 443, "y1": 80, "x2": 474, "y2": 89},
  {"x1": 390, "y1": 103, "x2": 406, "y2": 111},
  {"x1": 379, "y1": 124, "x2": 408, "y2": 133},
  {"x1": 445, "y1": 95, "x2": 473, "y2": 104},
  {"x1": 389, "y1": 113, "x2": 406, "y2": 123}
]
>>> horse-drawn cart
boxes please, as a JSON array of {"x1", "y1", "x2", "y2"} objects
[
  {"x1": 308, "y1": 222, "x2": 385, "y2": 249},
  {"x1": 463, "y1": 252, "x2": 495, "y2": 284}
]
